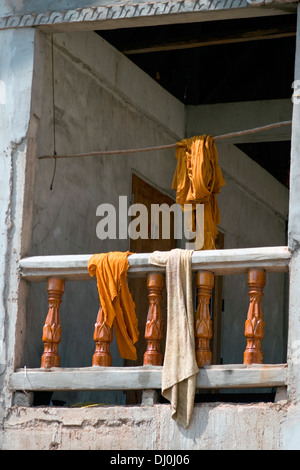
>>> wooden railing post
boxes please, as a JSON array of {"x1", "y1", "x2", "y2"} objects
[
  {"x1": 143, "y1": 273, "x2": 164, "y2": 366},
  {"x1": 195, "y1": 271, "x2": 214, "y2": 367},
  {"x1": 92, "y1": 307, "x2": 113, "y2": 367},
  {"x1": 41, "y1": 278, "x2": 65, "y2": 369},
  {"x1": 244, "y1": 269, "x2": 266, "y2": 365}
]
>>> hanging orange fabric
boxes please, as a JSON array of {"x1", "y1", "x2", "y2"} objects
[
  {"x1": 172, "y1": 135, "x2": 226, "y2": 250},
  {"x1": 88, "y1": 251, "x2": 139, "y2": 361}
]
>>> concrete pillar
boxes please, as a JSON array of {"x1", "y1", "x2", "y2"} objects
[
  {"x1": 0, "y1": 27, "x2": 42, "y2": 414},
  {"x1": 287, "y1": 5, "x2": 300, "y2": 403},
  {"x1": 278, "y1": 5, "x2": 300, "y2": 449}
]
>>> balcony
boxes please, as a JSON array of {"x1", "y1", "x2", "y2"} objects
[{"x1": 10, "y1": 246, "x2": 290, "y2": 400}]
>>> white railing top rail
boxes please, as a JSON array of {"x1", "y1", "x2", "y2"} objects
[
  {"x1": 18, "y1": 246, "x2": 291, "y2": 281},
  {"x1": 10, "y1": 364, "x2": 287, "y2": 392}
]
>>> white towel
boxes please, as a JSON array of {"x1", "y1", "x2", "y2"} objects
[{"x1": 149, "y1": 248, "x2": 198, "y2": 428}]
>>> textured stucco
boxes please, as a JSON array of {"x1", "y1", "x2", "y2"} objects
[{"x1": 2, "y1": 401, "x2": 290, "y2": 450}]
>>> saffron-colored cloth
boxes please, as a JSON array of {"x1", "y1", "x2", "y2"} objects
[
  {"x1": 172, "y1": 135, "x2": 226, "y2": 250},
  {"x1": 88, "y1": 251, "x2": 139, "y2": 361},
  {"x1": 149, "y1": 249, "x2": 198, "y2": 429}
]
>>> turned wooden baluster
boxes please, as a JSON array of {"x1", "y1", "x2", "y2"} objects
[
  {"x1": 144, "y1": 273, "x2": 164, "y2": 366},
  {"x1": 92, "y1": 307, "x2": 113, "y2": 366},
  {"x1": 41, "y1": 278, "x2": 65, "y2": 369},
  {"x1": 244, "y1": 269, "x2": 266, "y2": 365},
  {"x1": 195, "y1": 271, "x2": 214, "y2": 367}
]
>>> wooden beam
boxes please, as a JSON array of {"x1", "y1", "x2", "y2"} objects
[
  {"x1": 10, "y1": 364, "x2": 287, "y2": 392},
  {"x1": 122, "y1": 25, "x2": 296, "y2": 55},
  {"x1": 96, "y1": 15, "x2": 297, "y2": 56}
]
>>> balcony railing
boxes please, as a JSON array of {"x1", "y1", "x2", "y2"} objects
[{"x1": 10, "y1": 246, "x2": 290, "y2": 398}]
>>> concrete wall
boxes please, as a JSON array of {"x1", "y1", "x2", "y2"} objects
[
  {"x1": 215, "y1": 142, "x2": 289, "y2": 365},
  {"x1": 0, "y1": 28, "x2": 45, "y2": 441},
  {"x1": 24, "y1": 30, "x2": 184, "y2": 405},
  {"x1": 186, "y1": 108, "x2": 289, "y2": 366},
  {"x1": 1, "y1": 401, "x2": 289, "y2": 450}
]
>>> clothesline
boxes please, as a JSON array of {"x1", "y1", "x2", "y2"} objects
[{"x1": 39, "y1": 120, "x2": 292, "y2": 160}]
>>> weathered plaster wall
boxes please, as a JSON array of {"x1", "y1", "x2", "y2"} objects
[
  {"x1": 0, "y1": 28, "x2": 45, "y2": 445},
  {"x1": 285, "y1": 5, "x2": 300, "y2": 418},
  {"x1": 2, "y1": 401, "x2": 289, "y2": 450}
]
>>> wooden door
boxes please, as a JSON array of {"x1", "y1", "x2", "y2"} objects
[{"x1": 129, "y1": 173, "x2": 177, "y2": 254}]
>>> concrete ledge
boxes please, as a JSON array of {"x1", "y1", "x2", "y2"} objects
[
  {"x1": 10, "y1": 364, "x2": 287, "y2": 392},
  {"x1": 2, "y1": 401, "x2": 289, "y2": 449}
]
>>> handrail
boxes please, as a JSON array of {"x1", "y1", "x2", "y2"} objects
[
  {"x1": 18, "y1": 246, "x2": 291, "y2": 281},
  {"x1": 10, "y1": 364, "x2": 287, "y2": 393}
]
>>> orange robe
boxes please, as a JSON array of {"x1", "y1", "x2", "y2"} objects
[
  {"x1": 88, "y1": 251, "x2": 139, "y2": 361},
  {"x1": 172, "y1": 135, "x2": 226, "y2": 250}
]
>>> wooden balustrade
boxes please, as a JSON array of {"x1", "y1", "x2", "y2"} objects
[
  {"x1": 92, "y1": 307, "x2": 113, "y2": 367},
  {"x1": 244, "y1": 269, "x2": 266, "y2": 365},
  {"x1": 17, "y1": 249, "x2": 287, "y2": 398},
  {"x1": 39, "y1": 264, "x2": 269, "y2": 374},
  {"x1": 144, "y1": 273, "x2": 164, "y2": 366},
  {"x1": 195, "y1": 271, "x2": 214, "y2": 368},
  {"x1": 41, "y1": 278, "x2": 65, "y2": 369}
]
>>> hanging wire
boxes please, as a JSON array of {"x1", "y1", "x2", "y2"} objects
[
  {"x1": 49, "y1": 152, "x2": 57, "y2": 190},
  {"x1": 39, "y1": 120, "x2": 292, "y2": 161},
  {"x1": 40, "y1": 35, "x2": 292, "y2": 164}
]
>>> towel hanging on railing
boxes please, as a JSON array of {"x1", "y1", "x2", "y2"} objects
[
  {"x1": 150, "y1": 248, "x2": 198, "y2": 429},
  {"x1": 88, "y1": 251, "x2": 139, "y2": 361}
]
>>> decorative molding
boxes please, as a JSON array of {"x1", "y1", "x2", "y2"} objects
[{"x1": 1, "y1": 0, "x2": 294, "y2": 31}]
